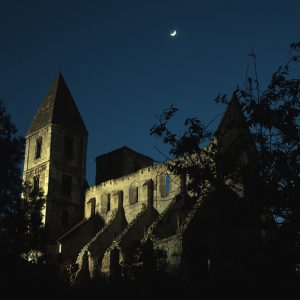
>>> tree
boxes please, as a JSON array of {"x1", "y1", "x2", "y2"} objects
[
  {"x1": 0, "y1": 100, "x2": 24, "y2": 254},
  {"x1": 16, "y1": 181, "x2": 45, "y2": 262},
  {"x1": 150, "y1": 42, "x2": 300, "y2": 286},
  {"x1": 234, "y1": 43, "x2": 300, "y2": 282},
  {"x1": 0, "y1": 100, "x2": 45, "y2": 261}
]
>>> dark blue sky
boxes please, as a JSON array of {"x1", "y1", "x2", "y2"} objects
[{"x1": 1, "y1": 0, "x2": 299, "y2": 185}]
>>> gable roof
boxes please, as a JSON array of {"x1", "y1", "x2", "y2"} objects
[{"x1": 27, "y1": 73, "x2": 88, "y2": 136}]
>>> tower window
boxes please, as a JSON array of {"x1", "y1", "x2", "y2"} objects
[
  {"x1": 61, "y1": 175, "x2": 72, "y2": 197},
  {"x1": 64, "y1": 137, "x2": 74, "y2": 159},
  {"x1": 35, "y1": 137, "x2": 42, "y2": 159},
  {"x1": 33, "y1": 175, "x2": 40, "y2": 193}
]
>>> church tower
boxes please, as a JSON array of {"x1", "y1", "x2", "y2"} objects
[{"x1": 23, "y1": 73, "x2": 88, "y2": 249}]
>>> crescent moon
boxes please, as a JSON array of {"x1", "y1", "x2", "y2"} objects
[{"x1": 170, "y1": 30, "x2": 177, "y2": 37}]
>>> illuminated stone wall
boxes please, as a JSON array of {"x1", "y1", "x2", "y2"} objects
[
  {"x1": 85, "y1": 164, "x2": 180, "y2": 224},
  {"x1": 23, "y1": 123, "x2": 88, "y2": 244}
]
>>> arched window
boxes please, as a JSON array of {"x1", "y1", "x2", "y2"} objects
[
  {"x1": 118, "y1": 191, "x2": 123, "y2": 208},
  {"x1": 143, "y1": 179, "x2": 154, "y2": 205},
  {"x1": 107, "y1": 194, "x2": 111, "y2": 212},
  {"x1": 159, "y1": 174, "x2": 171, "y2": 196},
  {"x1": 165, "y1": 175, "x2": 171, "y2": 195},
  {"x1": 129, "y1": 183, "x2": 138, "y2": 205},
  {"x1": 88, "y1": 197, "x2": 96, "y2": 217},
  {"x1": 64, "y1": 136, "x2": 74, "y2": 159},
  {"x1": 35, "y1": 137, "x2": 42, "y2": 159},
  {"x1": 101, "y1": 193, "x2": 111, "y2": 213},
  {"x1": 61, "y1": 174, "x2": 72, "y2": 197}
]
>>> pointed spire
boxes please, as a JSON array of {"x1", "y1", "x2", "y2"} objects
[
  {"x1": 27, "y1": 73, "x2": 88, "y2": 136},
  {"x1": 216, "y1": 91, "x2": 248, "y2": 137},
  {"x1": 215, "y1": 92, "x2": 255, "y2": 155}
]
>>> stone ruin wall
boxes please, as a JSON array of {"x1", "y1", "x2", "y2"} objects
[
  {"x1": 84, "y1": 163, "x2": 182, "y2": 225},
  {"x1": 68, "y1": 163, "x2": 184, "y2": 282}
]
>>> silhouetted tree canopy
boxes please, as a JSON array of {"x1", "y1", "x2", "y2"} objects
[
  {"x1": 0, "y1": 100, "x2": 45, "y2": 260},
  {"x1": 150, "y1": 42, "x2": 300, "y2": 285},
  {"x1": 0, "y1": 100, "x2": 24, "y2": 253},
  {"x1": 17, "y1": 181, "x2": 45, "y2": 261}
]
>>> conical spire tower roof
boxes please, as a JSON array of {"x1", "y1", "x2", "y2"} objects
[
  {"x1": 27, "y1": 73, "x2": 88, "y2": 136},
  {"x1": 216, "y1": 92, "x2": 248, "y2": 136},
  {"x1": 215, "y1": 92, "x2": 256, "y2": 155}
]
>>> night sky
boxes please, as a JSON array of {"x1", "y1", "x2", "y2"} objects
[{"x1": 1, "y1": 0, "x2": 299, "y2": 185}]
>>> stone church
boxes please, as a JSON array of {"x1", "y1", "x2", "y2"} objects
[{"x1": 23, "y1": 73, "x2": 255, "y2": 283}]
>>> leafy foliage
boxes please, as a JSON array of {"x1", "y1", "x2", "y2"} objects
[
  {"x1": 150, "y1": 106, "x2": 215, "y2": 198},
  {"x1": 17, "y1": 181, "x2": 45, "y2": 261},
  {"x1": 0, "y1": 100, "x2": 45, "y2": 261},
  {"x1": 234, "y1": 45, "x2": 300, "y2": 224},
  {"x1": 150, "y1": 42, "x2": 300, "y2": 281},
  {"x1": 235, "y1": 43, "x2": 300, "y2": 272},
  {"x1": 0, "y1": 100, "x2": 24, "y2": 253}
]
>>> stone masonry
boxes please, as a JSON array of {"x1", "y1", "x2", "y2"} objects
[{"x1": 24, "y1": 73, "x2": 255, "y2": 283}]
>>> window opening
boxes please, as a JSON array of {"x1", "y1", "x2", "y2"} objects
[
  {"x1": 64, "y1": 137, "x2": 74, "y2": 159},
  {"x1": 165, "y1": 175, "x2": 171, "y2": 194},
  {"x1": 35, "y1": 137, "x2": 42, "y2": 159},
  {"x1": 61, "y1": 175, "x2": 72, "y2": 196},
  {"x1": 129, "y1": 184, "x2": 138, "y2": 204},
  {"x1": 89, "y1": 198, "x2": 96, "y2": 216}
]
